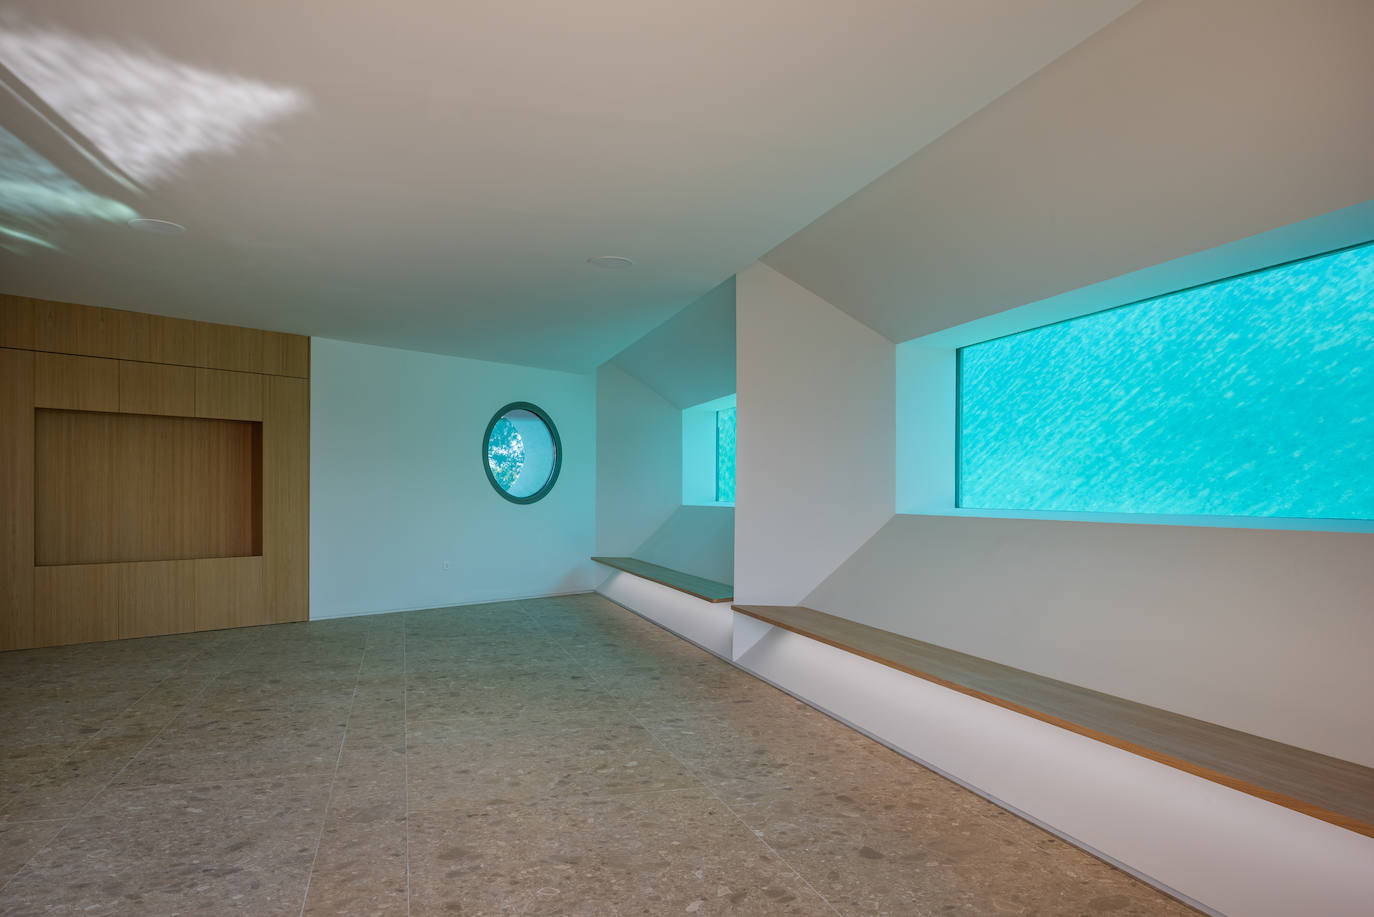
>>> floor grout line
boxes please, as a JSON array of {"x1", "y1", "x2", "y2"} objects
[
  {"x1": 522, "y1": 597, "x2": 848, "y2": 917},
  {"x1": 0, "y1": 643, "x2": 217, "y2": 824},
  {"x1": 296, "y1": 629, "x2": 371, "y2": 917},
  {"x1": 0, "y1": 632, "x2": 261, "y2": 897}
]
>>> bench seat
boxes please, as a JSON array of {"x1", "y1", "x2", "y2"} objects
[
  {"x1": 592, "y1": 556, "x2": 733, "y2": 603},
  {"x1": 732, "y1": 603, "x2": 1374, "y2": 838}
]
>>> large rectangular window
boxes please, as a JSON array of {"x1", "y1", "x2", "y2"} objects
[
  {"x1": 957, "y1": 242, "x2": 1373, "y2": 520},
  {"x1": 715, "y1": 407, "x2": 736, "y2": 503}
]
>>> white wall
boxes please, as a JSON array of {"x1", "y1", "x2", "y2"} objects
[
  {"x1": 804, "y1": 514, "x2": 1374, "y2": 768},
  {"x1": 735, "y1": 262, "x2": 894, "y2": 604},
  {"x1": 311, "y1": 338, "x2": 597, "y2": 618},
  {"x1": 633, "y1": 505, "x2": 734, "y2": 585},
  {"x1": 594, "y1": 363, "x2": 681, "y2": 557}
]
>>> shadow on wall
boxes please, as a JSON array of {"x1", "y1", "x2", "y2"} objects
[{"x1": 632, "y1": 505, "x2": 734, "y2": 585}]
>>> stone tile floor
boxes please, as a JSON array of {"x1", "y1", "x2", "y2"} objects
[{"x1": 0, "y1": 594, "x2": 1199, "y2": 915}]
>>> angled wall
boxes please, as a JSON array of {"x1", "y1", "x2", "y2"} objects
[
  {"x1": 611, "y1": 278, "x2": 736, "y2": 410},
  {"x1": 632, "y1": 505, "x2": 734, "y2": 586},
  {"x1": 595, "y1": 363, "x2": 681, "y2": 557},
  {"x1": 734, "y1": 263, "x2": 894, "y2": 604}
]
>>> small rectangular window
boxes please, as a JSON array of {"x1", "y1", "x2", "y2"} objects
[
  {"x1": 715, "y1": 407, "x2": 736, "y2": 503},
  {"x1": 957, "y1": 242, "x2": 1373, "y2": 520}
]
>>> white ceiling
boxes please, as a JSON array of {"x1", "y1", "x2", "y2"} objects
[
  {"x1": 764, "y1": 1, "x2": 1374, "y2": 345},
  {"x1": 0, "y1": 1, "x2": 1137, "y2": 372}
]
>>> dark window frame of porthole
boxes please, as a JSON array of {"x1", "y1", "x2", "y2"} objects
[{"x1": 482, "y1": 401, "x2": 563, "y2": 504}]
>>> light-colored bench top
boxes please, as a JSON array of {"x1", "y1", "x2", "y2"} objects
[
  {"x1": 732, "y1": 603, "x2": 1374, "y2": 838},
  {"x1": 592, "y1": 557, "x2": 734, "y2": 603}
]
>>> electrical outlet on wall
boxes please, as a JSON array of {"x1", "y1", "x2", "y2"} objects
[{"x1": 441, "y1": 561, "x2": 451, "y2": 571}]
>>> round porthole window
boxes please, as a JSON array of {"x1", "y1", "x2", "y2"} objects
[{"x1": 483, "y1": 402, "x2": 562, "y2": 504}]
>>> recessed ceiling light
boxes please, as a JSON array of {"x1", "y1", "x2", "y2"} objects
[
  {"x1": 587, "y1": 255, "x2": 634, "y2": 270},
  {"x1": 127, "y1": 218, "x2": 186, "y2": 234}
]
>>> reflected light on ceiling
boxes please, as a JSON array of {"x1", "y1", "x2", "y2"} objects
[
  {"x1": 0, "y1": 125, "x2": 137, "y2": 253},
  {"x1": 0, "y1": 19, "x2": 308, "y2": 184}
]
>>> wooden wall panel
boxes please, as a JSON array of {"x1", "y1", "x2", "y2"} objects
[
  {"x1": 194, "y1": 557, "x2": 265, "y2": 631},
  {"x1": 191, "y1": 417, "x2": 262, "y2": 558},
  {"x1": 3, "y1": 296, "x2": 309, "y2": 650},
  {"x1": 111, "y1": 414, "x2": 199, "y2": 563},
  {"x1": 35, "y1": 353, "x2": 119, "y2": 412},
  {"x1": 263, "y1": 375, "x2": 309, "y2": 623},
  {"x1": 0, "y1": 295, "x2": 37, "y2": 349},
  {"x1": 261, "y1": 332, "x2": 310, "y2": 379},
  {"x1": 195, "y1": 368, "x2": 263, "y2": 420},
  {"x1": 34, "y1": 300, "x2": 121, "y2": 359},
  {"x1": 117, "y1": 310, "x2": 198, "y2": 366},
  {"x1": 34, "y1": 410, "x2": 117, "y2": 567},
  {"x1": 9, "y1": 295, "x2": 307, "y2": 378},
  {"x1": 0, "y1": 349, "x2": 34, "y2": 651},
  {"x1": 196, "y1": 322, "x2": 263, "y2": 374},
  {"x1": 119, "y1": 361, "x2": 196, "y2": 416},
  {"x1": 35, "y1": 411, "x2": 260, "y2": 565},
  {"x1": 120, "y1": 561, "x2": 196, "y2": 639},
  {"x1": 34, "y1": 564, "x2": 122, "y2": 646}
]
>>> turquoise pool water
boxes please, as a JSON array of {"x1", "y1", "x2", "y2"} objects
[
  {"x1": 716, "y1": 407, "x2": 736, "y2": 503},
  {"x1": 958, "y1": 243, "x2": 1373, "y2": 520}
]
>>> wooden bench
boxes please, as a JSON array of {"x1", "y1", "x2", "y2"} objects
[
  {"x1": 732, "y1": 603, "x2": 1374, "y2": 838},
  {"x1": 592, "y1": 556, "x2": 733, "y2": 603}
]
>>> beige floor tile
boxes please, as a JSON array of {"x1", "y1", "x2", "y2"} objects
[
  {"x1": 302, "y1": 815, "x2": 408, "y2": 916},
  {"x1": 0, "y1": 776, "x2": 329, "y2": 915},
  {"x1": 407, "y1": 789, "x2": 838, "y2": 916},
  {"x1": 0, "y1": 736, "x2": 149, "y2": 822},
  {"x1": 0, "y1": 819, "x2": 65, "y2": 884},
  {"x1": 0, "y1": 594, "x2": 1198, "y2": 916},
  {"x1": 406, "y1": 725, "x2": 701, "y2": 814}
]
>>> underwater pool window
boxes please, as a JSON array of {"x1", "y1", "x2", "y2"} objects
[
  {"x1": 956, "y1": 241, "x2": 1374, "y2": 521},
  {"x1": 715, "y1": 407, "x2": 736, "y2": 503},
  {"x1": 484, "y1": 402, "x2": 561, "y2": 504}
]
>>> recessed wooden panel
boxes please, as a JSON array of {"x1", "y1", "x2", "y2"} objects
[
  {"x1": 34, "y1": 564, "x2": 122, "y2": 647},
  {"x1": 194, "y1": 557, "x2": 265, "y2": 631},
  {"x1": 195, "y1": 368, "x2": 263, "y2": 420},
  {"x1": 0, "y1": 295, "x2": 37, "y2": 350},
  {"x1": 35, "y1": 352, "x2": 119, "y2": 412},
  {"x1": 0, "y1": 348, "x2": 34, "y2": 651},
  {"x1": 263, "y1": 376, "x2": 309, "y2": 623},
  {"x1": 35, "y1": 410, "x2": 262, "y2": 565},
  {"x1": 120, "y1": 561, "x2": 196, "y2": 639},
  {"x1": 4, "y1": 298, "x2": 308, "y2": 647},
  {"x1": 119, "y1": 361, "x2": 196, "y2": 416},
  {"x1": 34, "y1": 300, "x2": 121, "y2": 359},
  {"x1": 116, "y1": 310, "x2": 199, "y2": 366}
]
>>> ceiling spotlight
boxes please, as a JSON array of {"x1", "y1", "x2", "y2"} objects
[
  {"x1": 587, "y1": 255, "x2": 634, "y2": 270},
  {"x1": 127, "y1": 218, "x2": 186, "y2": 234}
]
